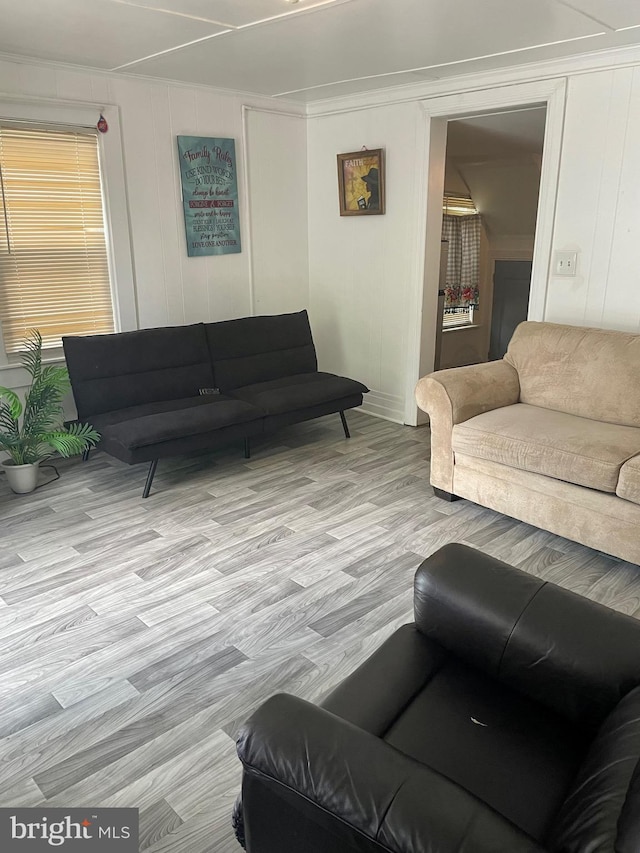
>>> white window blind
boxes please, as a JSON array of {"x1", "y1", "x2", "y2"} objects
[
  {"x1": 443, "y1": 195, "x2": 478, "y2": 216},
  {"x1": 0, "y1": 123, "x2": 114, "y2": 353},
  {"x1": 442, "y1": 306, "x2": 475, "y2": 329}
]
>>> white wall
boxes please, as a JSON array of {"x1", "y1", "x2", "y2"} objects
[
  {"x1": 245, "y1": 108, "x2": 309, "y2": 315},
  {"x1": 5, "y1": 54, "x2": 640, "y2": 426},
  {"x1": 307, "y1": 102, "x2": 423, "y2": 422},
  {"x1": 0, "y1": 57, "x2": 308, "y2": 339},
  {"x1": 547, "y1": 67, "x2": 640, "y2": 331},
  {"x1": 306, "y1": 63, "x2": 640, "y2": 421}
]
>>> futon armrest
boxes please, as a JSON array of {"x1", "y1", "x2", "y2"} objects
[
  {"x1": 414, "y1": 360, "x2": 519, "y2": 491},
  {"x1": 415, "y1": 544, "x2": 640, "y2": 730},
  {"x1": 237, "y1": 694, "x2": 547, "y2": 853}
]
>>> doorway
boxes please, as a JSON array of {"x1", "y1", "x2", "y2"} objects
[
  {"x1": 435, "y1": 106, "x2": 545, "y2": 371},
  {"x1": 407, "y1": 78, "x2": 566, "y2": 426}
]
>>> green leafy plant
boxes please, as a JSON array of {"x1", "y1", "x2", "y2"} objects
[{"x1": 0, "y1": 330, "x2": 100, "y2": 465}]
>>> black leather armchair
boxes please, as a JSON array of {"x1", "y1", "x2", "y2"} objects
[{"x1": 234, "y1": 543, "x2": 640, "y2": 852}]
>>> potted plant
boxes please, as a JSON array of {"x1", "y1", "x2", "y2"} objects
[{"x1": 0, "y1": 330, "x2": 100, "y2": 494}]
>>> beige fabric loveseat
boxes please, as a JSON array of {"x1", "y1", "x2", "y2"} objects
[{"x1": 415, "y1": 321, "x2": 640, "y2": 565}]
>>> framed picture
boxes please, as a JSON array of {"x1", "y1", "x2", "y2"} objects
[{"x1": 337, "y1": 148, "x2": 385, "y2": 215}]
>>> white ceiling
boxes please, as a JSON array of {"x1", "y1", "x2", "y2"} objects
[
  {"x1": 1, "y1": 0, "x2": 640, "y2": 102},
  {"x1": 446, "y1": 109, "x2": 546, "y2": 236},
  {"x1": 447, "y1": 109, "x2": 547, "y2": 160}
]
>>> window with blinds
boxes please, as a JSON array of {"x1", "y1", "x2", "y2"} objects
[
  {"x1": 443, "y1": 194, "x2": 478, "y2": 216},
  {"x1": 441, "y1": 194, "x2": 479, "y2": 329},
  {"x1": 442, "y1": 305, "x2": 475, "y2": 329},
  {"x1": 0, "y1": 123, "x2": 114, "y2": 353}
]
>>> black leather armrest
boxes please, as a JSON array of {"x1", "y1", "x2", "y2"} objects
[
  {"x1": 237, "y1": 693, "x2": 547, "y2": 853},
  {"x1": 414, "y1": 543, "x2": 640, "y2": 729}
]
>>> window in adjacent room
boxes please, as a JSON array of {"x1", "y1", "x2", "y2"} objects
[
  {"x1": 0, "y1": 122, "x2": 114, "y2": 354},
  {"x1": 441, "y1": 195, "x2": 481, "y2": 329}
]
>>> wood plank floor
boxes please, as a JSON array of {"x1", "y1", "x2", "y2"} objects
[{"x1": 1, "y1": 410, "x2": 639, "y2": 851}]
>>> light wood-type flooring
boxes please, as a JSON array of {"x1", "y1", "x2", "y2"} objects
[{"x1": 1, "y1": 411, "x2": 639, "y2": 852}]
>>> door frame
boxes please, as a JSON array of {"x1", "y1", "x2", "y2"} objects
[{"x1": 404, "y1": 78, "x2": 567, "y2": 425}]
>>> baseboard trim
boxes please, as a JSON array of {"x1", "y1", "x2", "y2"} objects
[{"x1": 360, "y1": 389, "x2": 404, "y2": 423}]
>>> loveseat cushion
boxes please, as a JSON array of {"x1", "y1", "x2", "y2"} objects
[
  {"x1": 452, "y1": 403, "x2": 640, "y2": 493},
  {"x1": 99, "y1": 396, "x2": 261, "y2": 450},
  {"x1": 505, "y1": 321, "x2": 640, "y2": 428},
  {"x1": 231, "y1": 373, "x2": 369, "y2": 416},
  {"x1": 617, "y1": 455, "x2": 640, "y2": 506}
]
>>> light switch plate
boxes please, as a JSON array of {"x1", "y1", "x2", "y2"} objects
[{"x1": 555, "y1": 250, "x2": 578, "y2": 276}]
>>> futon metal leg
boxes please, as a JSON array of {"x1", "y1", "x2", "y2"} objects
[
  {"x1": 142, "y1": 459, "x2": 158, "y2": 499},
  {"x1": 82, "y1": 448, "x2": 90, "y2": 462},
  {"x1": 339, "y1": 410, "x2": 351, "y2": 439},
  {"x1": 244, "y1": 438, "x2": 251, "y2": 459}
]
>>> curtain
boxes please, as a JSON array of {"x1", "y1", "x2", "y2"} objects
[{"x1": 441, "y1": 213, "x2": 481, "y2": 313}]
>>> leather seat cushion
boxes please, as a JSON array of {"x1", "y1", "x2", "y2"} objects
[
  {"x1": 320, "y1": 624, "x2": 445, "y2": 736},
  {"x1": 383, "y1": 657, "x2": 589, "y2": 842},
  {"x1": 232, "y1": 373, "x2": 369, "y2": 416},
  {"x1": 452, "y1": 403, "x2": 640, "y2": 492},
  {"x1": 98, "y1": 396, "x2": 262, "y2": 450},
  {"x1": 617, "y1": 455, "x2": 640, "y2": 506}
]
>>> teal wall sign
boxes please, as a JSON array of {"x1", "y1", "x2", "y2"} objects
[{"x1": 176, "y1": 136, "x2": 242, "y2": 257}]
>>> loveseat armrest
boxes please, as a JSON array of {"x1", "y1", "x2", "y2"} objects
[
  {"x1": 237, "y1": 693, "x2": 547, "y2": 853},
  {"x1": 415, "y1": 360, "x2": 519, "y2": 492},
  {"x1": 415, "y1": 544, "x2": 640, "y2": 731}
]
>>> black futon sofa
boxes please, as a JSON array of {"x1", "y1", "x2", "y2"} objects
[
  {"x1": 235, "y1": 543, "x2": 640, "y2": 853},
  {"x1": 63, "y1": 311, "x2": 368, "y2": 497}
]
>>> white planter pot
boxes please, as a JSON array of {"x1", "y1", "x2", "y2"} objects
[{"x1": 1, "y1": 460, "x2": 40, "y2": 494}]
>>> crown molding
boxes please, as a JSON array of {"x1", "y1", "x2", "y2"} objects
[
  {"x1": 306, "y1": 41, "x2": 640, "y2": 116},
  {"x1": 0, "y1": 51, "x2": 306, "y2": 114},
  {"x1": 3, "y1": 34, "x2": 640, "y2": 120}
]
